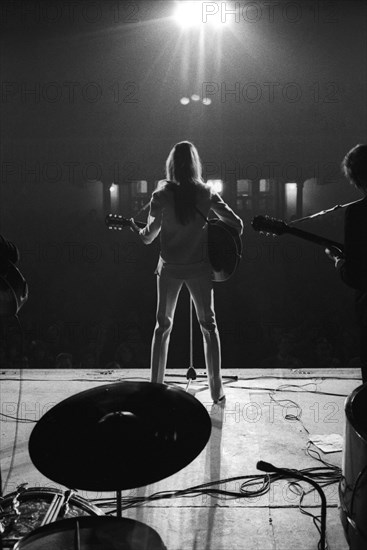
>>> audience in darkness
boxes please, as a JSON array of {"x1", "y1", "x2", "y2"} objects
[
  {"x1": 261, "y1": 332, "x2": 304, "y2": 369},
  {"x1": 0, "y1": 312, "x2": 361, "y2": 370}
]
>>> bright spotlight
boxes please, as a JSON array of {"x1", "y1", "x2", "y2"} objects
[
  {"x1": 191, "y1": 94, "x2": 200, "y2": 101},
  {"x1": 180, "y1": 97, "x2": 190, "y2": 105},
  {"x1": 173, "y1": 1, "x2": 203, "y2": 28},
  {"x1": 208, "y1": 179, "x2": 223, "y2": 194},
  {"x1": 173, "y1": 1, "x2": 232, "y2": 29},
  {"x1": 202, "y1": 97, "x2": 212, "y2": 105}
]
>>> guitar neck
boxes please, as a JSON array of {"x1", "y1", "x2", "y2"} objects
[
  {"x1": 285, "y1": 226, "x2": 344, "y2": 251},
  {"x1": 105, "y1": 214, "x2": 147, "y2": 231}
]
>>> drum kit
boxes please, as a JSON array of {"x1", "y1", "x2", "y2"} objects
[{"x1": 0, "y1": 381, "x2": 212, "y2": 549}]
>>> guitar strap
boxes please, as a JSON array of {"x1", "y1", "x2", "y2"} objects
[{"x1": 194, "y1": 206, "x2": 210, "y2": 224}]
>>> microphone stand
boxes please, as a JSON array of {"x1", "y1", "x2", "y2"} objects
[
  {"x1": 116, "y1": 490, "x2": 122, "y2": 518},
  {"x1": 185, "y1": 298, "x2": 197, "y2": 392},
  {"x1": 257, "y1": 460, "x2": 327, "y2": 550}
]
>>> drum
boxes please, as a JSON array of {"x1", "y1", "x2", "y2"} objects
[
  {"x1": 13, "y1": 516, "x2": 167, "y2": 549},
  {"x1": 340, "y1": 383, "x2": 367, "y2": 549},
  {"x1": 0, "y1": 486, "x2": 103, "y2": 549}
]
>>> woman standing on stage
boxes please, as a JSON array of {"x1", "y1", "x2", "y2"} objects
[{"x1": 130, "y1": 141, "x2": 243, "y2": 402}]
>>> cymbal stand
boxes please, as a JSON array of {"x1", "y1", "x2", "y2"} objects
[
  {"x1": 73, "y1": 519, "x2": 81, "y2": 550},
  {"x1": 185, "y1": 298, "x2": 197, "y2": 392},
  {"x1": 116, "y1": 490, "x2": 122, "y2": 518}
]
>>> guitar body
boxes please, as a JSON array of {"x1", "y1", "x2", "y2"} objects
[
  {"x1": 105, "y1": 214, "x2": 242, "y2": 282},
  {"x1": 0, "y1": 259, "x2": 28, "y2": 317},
  {"x1": 207, "y1": 219, "x2": 242, "y2": 282}
]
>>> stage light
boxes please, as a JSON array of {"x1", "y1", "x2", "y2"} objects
[
  {"x1": 173, "y1": 1, "x2": 230, "y2": 29},
  {"x1": 110, "y1": 183, "x2": 119, "y2": 214},
  {"x1": 131, "y1": 180, "x2": 148, "y2": 195},
  {"x1": 237, "y1": 179, "x2": 252, "y2": 194},
  {"x1": 285, "y1": 182, "x2": 297, "y2": 196},
  {"x1": 207, "y1": 179, "x2": 223, "y2": 194},
  {"x1": 191, "y1": 94, "x2": 200, "y2": 101},
  {"x1": 202, "y1": 97, "x2": 212, "y2": 105},
  {"x1": 285, "y1": 182, "x2": 297, "y2": 219},
  {"x1": 180, "y1": 97, "x2": 190, "y2": 105},
  {"x1": 259, "y1": 179, "x2": 270, "y2": 193},
  {"x1": 173, "y1": 1, "x2": 202, "y2": 28}
]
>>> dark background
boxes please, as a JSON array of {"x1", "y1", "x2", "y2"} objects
[{"x1": 1, "y1": 0, "x2": 366, "y2": 369}]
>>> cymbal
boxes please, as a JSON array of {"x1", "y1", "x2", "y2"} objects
[{"x1": 29, "y1": 381, "x2": 211, "y2": 491}]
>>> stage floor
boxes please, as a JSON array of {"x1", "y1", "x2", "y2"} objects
[{"x1": 0, "y1": 368, "x2": 360, "y2": 549}]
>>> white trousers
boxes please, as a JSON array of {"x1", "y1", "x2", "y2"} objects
[{"x1": 150, "y1": 268, "x2": 224, "y2": 401}]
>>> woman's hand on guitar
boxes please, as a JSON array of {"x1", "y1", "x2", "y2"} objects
[{"x1": 129, "y1": 218, "x2": 140, "y2": 234}]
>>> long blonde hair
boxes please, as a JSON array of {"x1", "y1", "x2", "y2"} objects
[{"x1": 165, "y1": 141, "x2": 204, "y2": 224}]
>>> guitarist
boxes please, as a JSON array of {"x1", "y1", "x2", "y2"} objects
[
  {"x1": 130, "y1": 141, "x2": 243, "y2": 402},
  {"x1": 326, "y1": 144, "x2": 367, "y2": 382}
]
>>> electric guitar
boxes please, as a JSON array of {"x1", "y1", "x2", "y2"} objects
[
  {"x1": 251, "y1": 215, "x2": 344, "y2": 259},
  {"x1": 105, "y1": 214, "x2": 242, "y2": 282},
  {"x1": 0, "y1": 259, "x2": 28, "y2": 317}
]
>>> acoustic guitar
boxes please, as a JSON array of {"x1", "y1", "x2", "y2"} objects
[{"x1": 105, "y1": 214, "x2": 242, "y2": 282}]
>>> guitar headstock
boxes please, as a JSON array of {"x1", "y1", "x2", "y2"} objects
[
  {"x1": 251, "y1": 215, "x2": 289, "y2": 236},
  {"x1": 105, "y1": 214, "x2": 131, "y2": 230}
]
